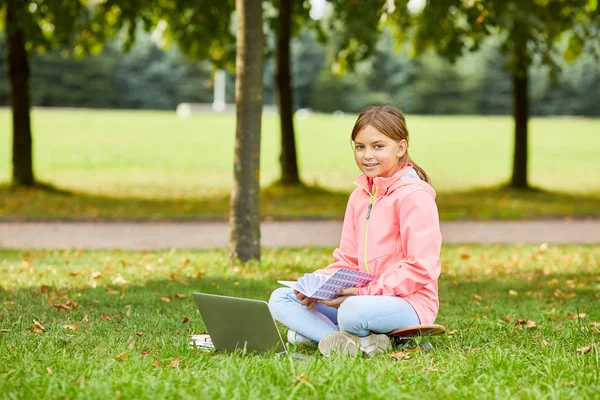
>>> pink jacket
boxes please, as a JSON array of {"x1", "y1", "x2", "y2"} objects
[{"x1": 314, "y1": 165, "x2": 442, "y2": 324}]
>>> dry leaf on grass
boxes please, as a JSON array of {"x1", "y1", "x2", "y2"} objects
[
  {"x1": 135, "y1": 332, "x2": 144, "y2": 337},
  {"x1": 0, "y1": 329, "x2": 9, "y2": 333},
  {"x1": 91, "y1": 272, "x2": 102, "y2": 279},
  {"x1": 404, "y1": 347, "x2": 422, "y2": 353},
  {"x1": 100, "y1": 313, "x2": 113, "y2": 321},
  {"x1": 115, "y1": 353, "x2": 128, "y2": 361},
  {"x1": 112, "y1": 275, "x2": 128, "y2": 285},
  {"x1": 63, "y1": 325, "x2": 78, "y2": 331},
  {"x1": 447, "y1": 330, "x2": 458, "y2": 335},
  {"x1": 182, "y1": 316, "x2": 191, "y2": 323},
  {"x1": 168, "y1": 357, "x2": 181, "y2": 368},
  {"x1": 515, "y1": 319, "x2": 537, "y2": 329},
  {"x1": 567, "y1": 312, "x2": 586, "y2": 320},
  {"x1": 33, "y1": 320, "x2": 46, "y2": 333},
  {"x1": 175, "y1": 294, "x2": 188, "y2": 299},
  {"x1": 390, "y1": 351, "x2": 411, "y2": 360},
  {"x1": 52, "y1": 299, "x2": 78, "y2": 311},
  {"x1": 576, "y1": 345, "x2": 594, "y2": 355},
  {"x1": 161, "y1": 297, "x2": 171, "y2": 303},
  {"x1": 554, "y1": 289, "x2": 576, "y2": 299},
  {"x1": 472, "y1": 294, "x2": 482, "y2": 301},
  {"x1": 46, "y1": 367, "x2": 53, "y2": 375},
  {"x1": 128, "y1": 341, "x2": 136, "y2": 349},
  {"x1": 153, "y1": 358, "x2": 161, "y2": 367},
  {"x1": 508, "y1": 290, "x2": 519, "y2": 296},
  {"x1": 292, "y1": 373, "x2": 309, "y2": 386},
  {"x1": 3, "y1": 370, "x2": 15, "y2": 377}
]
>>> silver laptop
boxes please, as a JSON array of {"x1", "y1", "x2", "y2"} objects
[{"x1": 193, "y1": 293, "x2": 287, "y2": 355}]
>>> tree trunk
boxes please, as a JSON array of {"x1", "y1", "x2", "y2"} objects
[
  {"x1": 229, "y1": 0, "x2": 264, "y2": 262},
  {"x1": 275, "y1": 0, "x2": 300, "y2": 185},
  {"x1": 510, "y1": 43, "x2": 529, "y2": 189},
  {"x1": 6, "y1": 1, "x2": 35, "y2": 186}
]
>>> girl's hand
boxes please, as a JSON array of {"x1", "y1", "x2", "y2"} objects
[
  {"x1": 319, "y1": 287, "x2": 358, "y2": 309},
  {"x1": 294, "y1": 290, "x2": 317, "y2": 310}
]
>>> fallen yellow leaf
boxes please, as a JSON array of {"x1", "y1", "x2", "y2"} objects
[
  {"x1": 515, "y1": 319, "x2": 537, "y2": 329},
  {"x1": 115, "y1": 353, "x2": 128, "y2": 361},
  {"x1": 153, "y1": 357, "x2": 161, "y2": 367},
  {"x1": 508, "y1": 290, "x2": 518, "y2": 296},
  {"x1": 161, "y1": 297, "x2": 171, "y2": 303},
  {"x1": 390, "y1": 351, "x2": 411, "y2": 360},
  {"x1": 32, "y1": 320, "x2": 46, "y2": 333},
  {"x1": 0, "y1": 329, "x2": 9, "y2": 333},
  {"x1": 554, "y1": 289, "x2": 576, "y2": 299},
  {"x1": 472, "y1": 294, "x2": 482, "y2": 301},
  {"x1": 63, "y1": 325, "x2": 78, "y2": 331},
  {"x1": 128, "y1": 340, "x2": 136, "y2": 349},
  {"x1": 182, "y1": 316, "x2": 191, "y2": 323},
  {"x1": 46, "y1": 367, "x2": 53, "y2": 375},
  {"x1": 567, "y1": 312, "x2": 586, "y2": 320},
  {"x1": 135, "y1": 332, "x2": 144, "y2": 337},
  {"x1": 168, "y1": 357, "x2": 181, "y2": 368},
  {"x1": 292, "y1": 373, "x2": 309, "y2": 387},
  {"x1": 175, "y1": 294, "x2": 188, "y2": 299},
  {"x1": 576, "y1": 345, "x2": 594, "y2": 355}
]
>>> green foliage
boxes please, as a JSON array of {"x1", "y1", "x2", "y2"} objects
[
  {"x1": 1, "y1": 0, "x2": 91, "y2": 54},
  {"x1": 411, "y1": 0, "x2": 600, "y2": 74},
  {"x1": 92, "y1": 0, "x2": 236, "y2": 66}
]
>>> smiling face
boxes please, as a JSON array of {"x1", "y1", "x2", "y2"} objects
[{"x1": 353, "y1": 125, "x2": 407, "y2": 178}]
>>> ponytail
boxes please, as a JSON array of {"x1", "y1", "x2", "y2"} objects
[{"x1": 407, "y1": 156, "x2": 431, "y2": 184}]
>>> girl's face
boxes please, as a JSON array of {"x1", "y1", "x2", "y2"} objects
[{"x1": 353, "y1": 125, "x2": 407, "y2": 178}]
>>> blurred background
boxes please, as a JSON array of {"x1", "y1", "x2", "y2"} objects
[{"x1": 1, "y1": 0, "x2": 599, "y2": 221}]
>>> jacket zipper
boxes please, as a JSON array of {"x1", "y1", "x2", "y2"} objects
[{"x1": 355, "y1": 183, "x2": 378, "y2": 273}]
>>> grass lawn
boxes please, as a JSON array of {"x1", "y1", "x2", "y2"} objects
[
  {"x1": 0, "y1": 245, "x2": 598, "y2": 398},
  {"x1": 1, "y1": 109, "x2": 599, "y2": 220}
]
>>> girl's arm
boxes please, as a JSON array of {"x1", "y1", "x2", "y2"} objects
[
  {"x1": 313, "y1": 197, "x2": 359, "y2": 275},
  {"x1": 359, "y1": 189, "x2": 442, "y2": 296}
]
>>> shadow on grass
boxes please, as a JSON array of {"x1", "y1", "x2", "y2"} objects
[
  {"x1": 1, "y1": 182, "x2": 599, "y2": 221},
  {"x1": 436, "y1": 185, "x2": 600, "y2": 220}
]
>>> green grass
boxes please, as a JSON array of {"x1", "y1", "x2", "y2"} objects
[
  {"x1": 1, "y1": 245, "x2": 598, "y2": 398},
  {"x1": 1, "y1": 109, "x2": 599, "y2": 220}
]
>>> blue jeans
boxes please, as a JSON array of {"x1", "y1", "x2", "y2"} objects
[{"x1": 268, "y1": 288, "x2": 420, "y2": 343}]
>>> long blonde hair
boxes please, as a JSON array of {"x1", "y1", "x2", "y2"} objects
[{"x1": 351, "y1": 105, "x2": 430, "y2": 184}]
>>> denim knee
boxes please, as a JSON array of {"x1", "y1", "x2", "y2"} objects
[
  {"x1": 336, "y1": 297, "x2": 366, "y2": 332},
  {"x1": 268, "y1": 288, "x2": 293, "y2": 315}
]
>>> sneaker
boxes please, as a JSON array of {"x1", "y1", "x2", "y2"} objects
[
  {"x1": 287, "y1": 330, "x2": 314, "y2": 345},
  {"x1": 318, "y1": 331, "x2": 391, "y2": 357}
]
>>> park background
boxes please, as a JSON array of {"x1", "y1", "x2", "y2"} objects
[{"x1": 1, "y1": 0, "x2": 599, "y2": 398}]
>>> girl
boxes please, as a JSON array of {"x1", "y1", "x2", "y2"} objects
[{"x1": 269, "y1": 105, "x2": 442, "y2": 356}]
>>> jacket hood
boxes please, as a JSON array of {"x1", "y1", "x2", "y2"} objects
[{"x1": 353, "y1": 164, "x2": 436, "y2": 199}]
